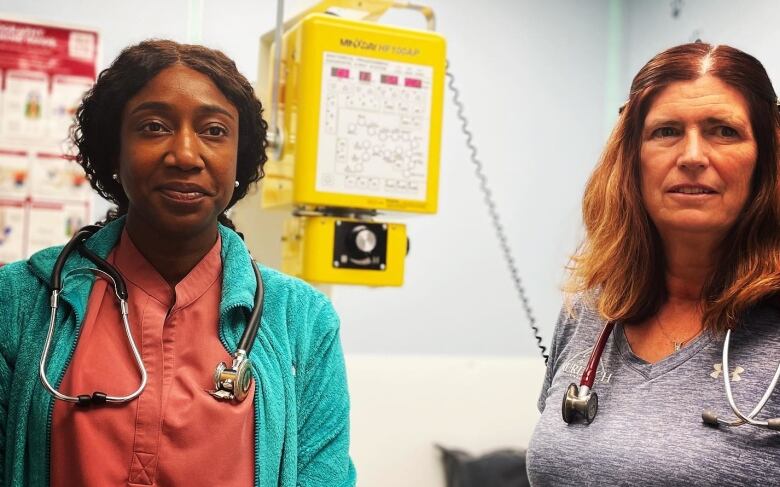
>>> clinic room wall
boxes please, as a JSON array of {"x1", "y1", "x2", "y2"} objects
[
  {"x1": 0, "y1": 0, "x2": 613, "y2": 358},
  {"x1": 17, "y1": 1, "x2": 780, "y2": 358},
  {"x1": 190, "y1": 0, "x2": 615, "y2": 359},
  {"x1": 330, "y1": 0, "x2": 612, "y2": 357},
  {"x1": 620, "y1": 0, "x2": 780, "y2": 101}
]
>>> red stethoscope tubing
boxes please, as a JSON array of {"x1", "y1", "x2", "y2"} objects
[{"x1": 580, "y1": 321, "x2": 615, "y2": 388}]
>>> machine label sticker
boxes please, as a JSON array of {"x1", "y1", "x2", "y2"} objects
[{"x1": 315, "y1": 51, "x2": 433, "y2": 201}]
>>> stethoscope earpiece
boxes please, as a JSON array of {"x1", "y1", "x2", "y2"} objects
[{"x1": 702, "y1": 409, "x2": 720, "y2": 427}]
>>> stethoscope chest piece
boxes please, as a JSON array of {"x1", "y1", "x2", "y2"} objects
[
  {"x1": 211, "y1": 350, "x2": 253, "y2": 402},
  {"x1": 562, "y1": 383, "x2": 599, "y2": 424},
  {"x1": 561, "y1": 321, "x2": 614, "y2": 425},
  {"x1": 209, "y1": 260, "x2": 265, "y2": 403}
]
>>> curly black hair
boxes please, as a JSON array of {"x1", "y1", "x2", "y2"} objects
[{"x1": 71, "y1": 39, "x2": 268, "y2": 232}]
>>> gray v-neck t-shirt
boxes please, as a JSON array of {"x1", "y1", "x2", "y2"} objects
[{"x1": 526, "y1": 299, "x2": 780, "y2": 486}]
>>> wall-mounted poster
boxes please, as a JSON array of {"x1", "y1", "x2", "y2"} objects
[{"x1": 0, "y1": 16, "x2": 98, "y2": 265}]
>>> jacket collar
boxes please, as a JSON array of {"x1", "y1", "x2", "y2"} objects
[
  {"x1": 218, "y1": 223, "x2": 258, "y2": 318},
  {"x1": 26, "y1": 217, "x2": 258, "y2": 327},
  {"x1": 28, "y1": 218, "x2": 124, "y2": 323}
]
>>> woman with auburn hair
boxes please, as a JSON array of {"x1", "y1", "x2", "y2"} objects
[
  {"x1": 0, "y1": 40, "x2": 355, "y2": 486},
  {"x1": 526, "y1": 42, "x2": 780, "y2": 486}
]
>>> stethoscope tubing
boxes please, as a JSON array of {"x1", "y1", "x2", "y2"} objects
[
  {"x1": 238, "y1": 262, "x2": 263, "y2": 353},
  {"x1": 580, "y1": 321, "x2": 615, "y2": 389},
  {"x1": 719, "y1": 329, "x2": 780, "y2": 428},
  {"x1": 566, "y1": 322, "x2": 780, "y2": 430},
  {"x1": 38, "y1": 267, "x2": 148, "y2": 404},
  {"x1": 39, "y1": 225, "x2": 264, "y2": 405}
]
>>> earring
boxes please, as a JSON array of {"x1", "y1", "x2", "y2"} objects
[
  {"x1": 234, "y1": 180, "x2": 240, "y2": 188},
  {"x1": 112, "y1": 173, "x2": 119, "y2": 181}
]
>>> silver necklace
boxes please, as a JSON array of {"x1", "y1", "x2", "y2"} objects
[{"x1": 655, "y1": 315, "x2": 702, "y2": 351}]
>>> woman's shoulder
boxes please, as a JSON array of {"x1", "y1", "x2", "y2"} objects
[
  {"x1": 743, "y1": 292, "x2": 780, "y2": 331},
  {"x1": 259, "y1": 265, "x2": 330, "y2": 308},
  {"x1": 0, "y1": 257, "x2": 51, "y2": 357},
  {"x1": 255, "y1": 265, "x2": 343, "y2": 370},
  {"x1": 545, "y1": 292, "x2": 607, "y2": 364},
  {"x1": 0, "y1": 256, "x2": 49, "y2": 295},
  {"x1": 258, "y1": 264, "x2": 340, "y2": 333},
  {"x1": 554, "y1": 292, "x2": 605, "y2": 338}
]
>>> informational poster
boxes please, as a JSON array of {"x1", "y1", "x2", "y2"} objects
[
  {"x1": 0, "y1": 16, "x2": 98, "y2": 265},
  {"x1": 315, "y1": 52, "x2": 433, "y2": 201},
  {"x1": 0, "y1": 199, "x2": 24, "y2": 263},
  {"x1": 27, "y1": 199, "x2": 89, "y2": 256},
  {"x1": 0, "y1": 149, "x2": 29, "y2": 198},
  {"x1": 1, "y1": 70, "x2": 49, "y2": 139}
]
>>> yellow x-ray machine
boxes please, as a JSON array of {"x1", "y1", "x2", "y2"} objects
[{"x1": 257, "y1": 0, "x2": 445, "y2": 286}]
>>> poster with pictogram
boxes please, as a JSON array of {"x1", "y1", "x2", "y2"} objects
[{"x1": 0, "y1": 16, "x2": 98, "y2": 265}]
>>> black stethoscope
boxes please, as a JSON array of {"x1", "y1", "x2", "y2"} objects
[
  {"x1": 38, "y1": 225, "x2": 264, "y2": 406},
  {"x1": 561, "y1": 321, "x2": 780, "y2": 430}
]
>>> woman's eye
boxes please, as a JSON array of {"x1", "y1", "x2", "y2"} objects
[
  {"x1": 204, "y1": 125, "x2": 228, "y2": 137},
  {"x1": 141, "y1": 122, "x2": 167, "y2": 133},
  {"x1": 652, "y1": 126, "x2": 678, "y2": 138},
  {"x1": 716, "y1": 126, "x2": 738, "y2": 138}
]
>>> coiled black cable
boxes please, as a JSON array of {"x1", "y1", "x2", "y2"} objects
[{"x1": 446, "y1": 60, "x2": 549, "y2": 364}]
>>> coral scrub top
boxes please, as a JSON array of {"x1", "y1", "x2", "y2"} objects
[{"x1": 50, "y1": 229, "x2": 255, "y2": 486}]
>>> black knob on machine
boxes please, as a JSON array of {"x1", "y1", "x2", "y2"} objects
[
  {"x1": 332, "y1": 220, "x2": 388, "y2": 270},
  {"x1": 347, "y1": 225, "x2": 377, "y2": 256}
]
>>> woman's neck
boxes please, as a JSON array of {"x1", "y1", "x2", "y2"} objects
[
  {"x1": 124, "y1": 213, "x2": 218, "y2": 288},
  {"x1": 661, "y1": 231, "x2": 720, "y2": 302}
]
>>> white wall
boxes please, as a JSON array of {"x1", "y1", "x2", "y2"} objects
[
  {"x1": 330, "y1": 0, "x2": 612, "y2": 357},
  {"x1": 1, "y1": 0, "x2": 614, "y2": 357},
  {"x1": 1, "y1": 1, "x2": 189, "y2": 67},
  {"x1": 347, "y1": 355, "x2": 545, "y2": 487},
  {"x1": 621, "y1": 0, "x2": 780, "y2": 100}
]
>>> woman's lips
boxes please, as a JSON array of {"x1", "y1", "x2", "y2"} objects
[
  {"x1": 159, "y1": 188, "x2": 206, "y2": 201},
  {"x1": 667, "y1": 184, "x2": 717, "y2": 194},
  {"x1": 157, "y1": 182, "x2": 212, "y2": 203},
  {"x1": 665, "y1": 184, "x2": 718, "y2": 204}
]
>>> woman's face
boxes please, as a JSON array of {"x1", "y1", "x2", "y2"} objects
[
  {"x1": 639, "y1": 75, "x2": 757, "y2": 243},
  {"x1": 118, "y1": 64, "x2": 239, "y2": 237}
]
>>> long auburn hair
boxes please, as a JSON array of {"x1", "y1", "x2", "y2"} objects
[{"x1": 567, "y1": 43, "x2": 780, "y2": 331}]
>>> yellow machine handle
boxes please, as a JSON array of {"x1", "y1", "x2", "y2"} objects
[
  {"x1": 390, "y1": 2, "x2": 436, "y2": 30},
  {"x1": 261, "y1": 0, "x2": 437, "y2": 157},
  {"x1": 272, "y1": 1, "x2": 435, "y2": 30}
]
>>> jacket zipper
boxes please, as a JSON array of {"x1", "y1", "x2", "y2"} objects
[
  {"x1": 218, "y1": 303, "x2": 262, "y2": 487},
  {"x1": 44, "y1": 304, "x2": 86, "y2": 486}
]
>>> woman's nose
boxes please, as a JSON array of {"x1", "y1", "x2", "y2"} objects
[
  {"x1": 677, "y1": 130, "x2": 709, "y2": 171},
  {"x1": 163, "y1": 128, "x2": 203, "y2": 170}
]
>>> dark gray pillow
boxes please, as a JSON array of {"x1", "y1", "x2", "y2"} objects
[{"x1": 437, "y1": 445, "x2": 530, "y2": 487}]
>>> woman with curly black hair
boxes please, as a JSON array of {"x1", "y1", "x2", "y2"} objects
[{"x1": 0, "y1": 40, "x2": 355, "y2": 487}]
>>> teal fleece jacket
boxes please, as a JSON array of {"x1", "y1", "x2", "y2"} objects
[{"x1": 0, "y1": 218, "x2": 356, "y2": 487}]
